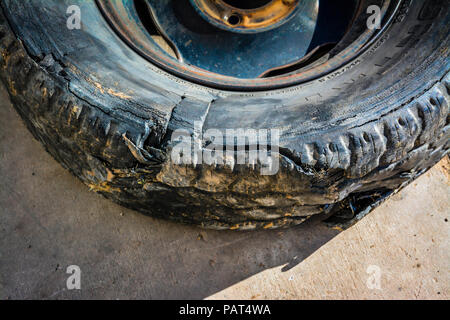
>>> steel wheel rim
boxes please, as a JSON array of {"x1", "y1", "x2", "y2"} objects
[{"x1": 97, "y1": 0, "x2": 399, "y2": 91}]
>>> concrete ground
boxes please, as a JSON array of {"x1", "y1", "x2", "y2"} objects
[{"x1": 0, "y1": 82, "x2": 448, "y2": 300}]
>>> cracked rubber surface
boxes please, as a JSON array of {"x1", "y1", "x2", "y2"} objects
[{"x1": 0, "y1": 0, "x2": 449, "y2": 230}]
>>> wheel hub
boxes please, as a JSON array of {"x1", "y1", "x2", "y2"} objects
[{"x1": 145, "y1": 0, "x2": 318, "y2": 78}]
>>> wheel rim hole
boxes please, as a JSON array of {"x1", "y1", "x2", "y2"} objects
[{"x1": 227, "y1": 14, "x2": 241, "y2": 25}]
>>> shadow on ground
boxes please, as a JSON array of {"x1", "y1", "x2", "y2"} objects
[{"x1": 0, "y1": 83, "x2": 339, "y2": 299}]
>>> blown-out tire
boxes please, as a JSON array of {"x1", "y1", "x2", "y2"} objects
[{"x1": 0, "y1": 0, "x2": 449, "y2": 230}]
